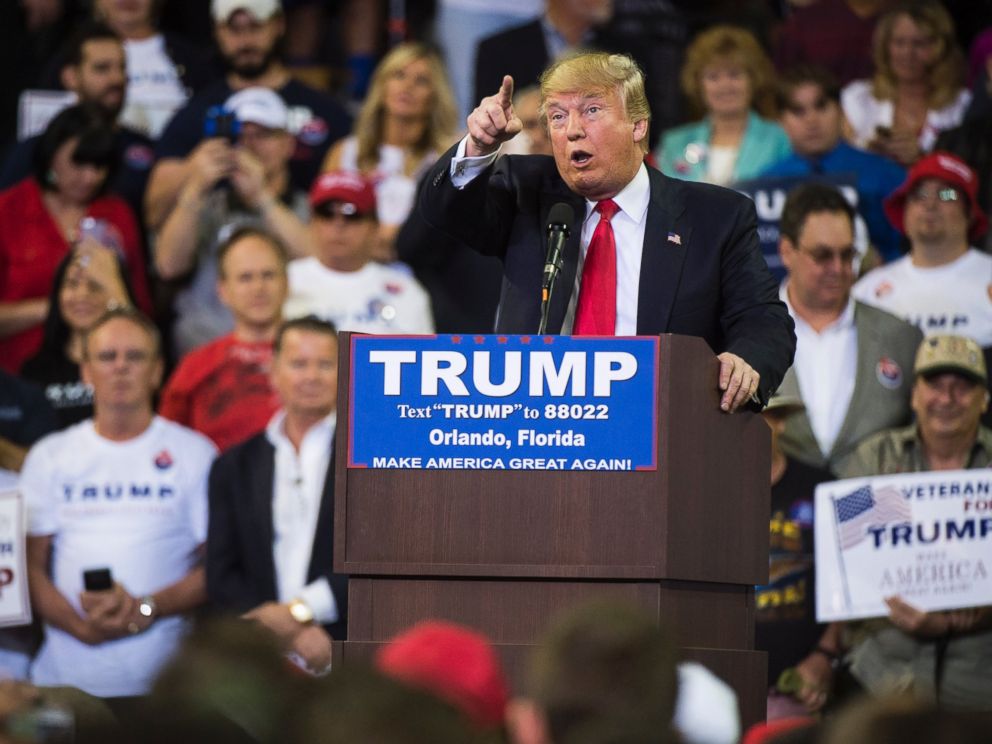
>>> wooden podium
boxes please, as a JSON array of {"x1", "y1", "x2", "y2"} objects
[{"x1": 334, "y1": 333, "x2": 770, "y2": 726}]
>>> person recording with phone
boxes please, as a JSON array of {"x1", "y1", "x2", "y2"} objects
[
  {"x1": 154, "y1": 86, "x2": 312, "y2": 359},
  {"x1": 0, "y1": 104, "x2": 153, "y2": 375},
  {"x1": 19, "y1": 308, "x2": 216, "y2": 701},
  {"x1": 419, "y1": 52, "x2": 795, "y2": 412}
]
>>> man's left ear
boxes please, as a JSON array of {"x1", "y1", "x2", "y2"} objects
[{"x1": 632, "y1": 118, "x2": 648, "y2": 144}]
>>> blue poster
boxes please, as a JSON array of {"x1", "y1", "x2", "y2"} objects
[{"x1": 348, "y1": 335, "x2": 659, "y2": 471}]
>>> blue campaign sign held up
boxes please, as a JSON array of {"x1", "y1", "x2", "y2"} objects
[{"x1": 348, "y1": 335, "x2": 659, "y2": 471}]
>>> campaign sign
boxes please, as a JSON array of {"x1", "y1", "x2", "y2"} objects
[
  {"x1": 815, "y1": 471, "x2": 992, "y2": 622},
  {"x1": 0, "y1": 491, "x2": 31, "y2": 628},
  {"x1": 348, "y1": 335, "x2": 659, "y2": 471},
  {"x1": 735, "y1": 173, "x2": 859, "y2": 283}
]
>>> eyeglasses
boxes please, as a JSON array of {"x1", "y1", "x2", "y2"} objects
[
  {"x1": 92, "y1": 349, "x2": 153, "y2": 364},
  {"x1": 795, "y1": 245, "x2": 857, "y2": 266},
  {"x1": 907, "y1": 187, "x2": 960, "y2": 204}
]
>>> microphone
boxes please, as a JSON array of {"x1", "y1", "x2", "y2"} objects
[
  {"x1": 539, "y1": 203, "x2": 574, "y2": 334},
  {"x1": 543, "y1": 203, "x2": 573, "y2": 293}
]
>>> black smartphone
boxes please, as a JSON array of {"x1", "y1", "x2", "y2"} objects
[{"x1": 82, "y1": 568, "x2": 113, "y2": 591}]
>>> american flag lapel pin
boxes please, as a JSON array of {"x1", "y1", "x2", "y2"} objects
[{"x1": 667, "y1": 232, "x2": 682, "y2": 246}]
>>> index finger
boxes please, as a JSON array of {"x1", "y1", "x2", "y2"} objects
[{"x1": 498, "y1": 75, "x2": 515, "y2": 108}]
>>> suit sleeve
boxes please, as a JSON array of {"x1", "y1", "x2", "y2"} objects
[
  {"x1": 718, "y1": 197, "x2": 796, "y2": 405},
  {"x1": 205, "y1": 453, "x2": 256, "y2": 614},
  {"x1": 417, "y1": 142, "x2": 517, "y2": 260}
]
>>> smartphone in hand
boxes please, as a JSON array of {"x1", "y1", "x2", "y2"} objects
[{"x1": 82, "y1": 568, "x2": 113, "y2": 592}]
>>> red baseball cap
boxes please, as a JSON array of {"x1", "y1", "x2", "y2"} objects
[
  {"x1": 308, "y1": 171, "x2": 376, "y2": 215},
  {"x1": 374, "y1": 620, "x2": 510, "y2": 730},
  {"x1": 883, "y1": 151, "x2": 988, "y2": 241}
]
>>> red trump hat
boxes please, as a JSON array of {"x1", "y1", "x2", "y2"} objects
[
  {"x1": 883, "y1": 151, "x2": 988, "y2": 241},
  {"x1": 308, "y1": 170, "x2": 376, "y2": 215},
  {"x1": 374, "y1": 620, "x2": 510, "y2": 729}
]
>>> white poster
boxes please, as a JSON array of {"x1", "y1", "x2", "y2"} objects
[
  {"x1": 0, "y1": 490, "x2": 30, "y2": 627},
  {"x1": 815, "y1": 471, "x2": 992, "y2": 622}
]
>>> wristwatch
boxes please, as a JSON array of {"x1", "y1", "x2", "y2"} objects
[
  {"x1": 288, "y1": 598, "x2": 314, "y2": 624},
  {"x1": 138, "y1": 595, "x2": 158, "y2": 620}
]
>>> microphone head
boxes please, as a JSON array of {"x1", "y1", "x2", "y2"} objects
[{"x1": 547, "y1": 203, "x2": 574, "y2": 236}]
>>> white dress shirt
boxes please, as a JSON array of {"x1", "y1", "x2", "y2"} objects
[
  {"x1": 265, "y1": 410, "x2": 338, "y2": 624},
  {"x1": 450, "y1": 137, "x2": 649, "y2": 334},
  {"x1": 781, "y1": 284, "x2": 858, "y2": 457}
]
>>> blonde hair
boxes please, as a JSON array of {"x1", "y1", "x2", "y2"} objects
[
  {"x1": 539, "y1": 52, "x2": 651, "y2": 153},
  {"x1": 680, "y1": 25, "x2": 777, "y2": 118},
  {"x1": 353, "y1": 42, "x2": 458, "y2": 174},
  {"x1": 871, "y1": 1, "x2": 964, "y2": 109}
]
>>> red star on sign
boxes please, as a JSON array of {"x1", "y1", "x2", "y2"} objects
[
  {"x1": 520, "y1": 336, "x2": 532, "y2": 344},
  {"x1": 474, "y1": 336, "x2": 485, "y2": 344},
  {"x1": 450, "y1": 336, "x2": 462, "y2": 344},
  {"x1": 497, "y1": 336, "x2": 508, "y2": 344}
]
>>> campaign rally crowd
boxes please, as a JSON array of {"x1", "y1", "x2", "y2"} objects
[{"x1": 0, "y1": 0, "x2": 991, "y2": 741}]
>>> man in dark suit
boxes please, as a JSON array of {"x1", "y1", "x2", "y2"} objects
[
  {"x1": 420, "y1": 52, "x2": 795, "y2": 412},
  {"x1": 206, "y1": 316, "x2": 345, "y2": 673}
]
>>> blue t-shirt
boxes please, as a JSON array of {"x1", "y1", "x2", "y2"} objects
[
  {"x1": 155, "y1": 78, "x2": 351, "y2": 193},
  {"x1": 763, "y1": 141, "x2": 907, "y2": 261}
]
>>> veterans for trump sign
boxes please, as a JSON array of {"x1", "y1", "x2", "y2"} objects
[
  {"x1": 815, "y1": 471, "x2": 992, "y2": 622},
  {"x1": 348, "y1": 335, "x2": 659, "y2": 471}
]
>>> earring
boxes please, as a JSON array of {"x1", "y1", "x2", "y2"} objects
[{"x1": 47, "y1": 169, "x2": 58, "y2": 186}]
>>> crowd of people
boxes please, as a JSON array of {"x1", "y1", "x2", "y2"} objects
[{"x1": 1, "y1": 0, "x2": 992, "y2": 741}]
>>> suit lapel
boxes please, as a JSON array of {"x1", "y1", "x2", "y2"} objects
[
  {"x1": 249, "y1": 439, "x2": 279, "y2": 598},
  {"x1": 542, "y1": 189, "x2": 586, "y2": 333},
  {"x1": 307, "y1": 450, "x2": 336, "y2": 582},
  {"x1": 637, "y1": 169, "x2": 689, "y2": 335},
  {"x1": 829, "y1": 304, "x2": 872, "y2": 459}
]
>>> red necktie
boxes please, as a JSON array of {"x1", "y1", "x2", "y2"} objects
[{"x1": 573, "y1": 199, "x2": 619, "y2": 335}]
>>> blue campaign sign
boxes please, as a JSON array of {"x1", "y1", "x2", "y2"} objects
[
  {"x1": 735, "y1": 173, "x2": 859, "y2": 283},
  {"x1": 348, "y1": 335, "x2": 659, "y2": 471}
]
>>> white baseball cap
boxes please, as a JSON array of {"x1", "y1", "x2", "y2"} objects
[
  {"x1": 212, "y1": 0, "x2": 281, "y2": 23},
  {"x1": 224, "y1": 87, "x2": 289, "y2": 130}
]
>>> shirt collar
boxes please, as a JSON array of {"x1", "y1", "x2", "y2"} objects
[
  {"x1": 266, "y1": 409, "x2": 337, "y2": 450},
  {"x1": 780, "y1": 280, "x2": 856, "y2": 332},
  {"x1": 584, "y1": 163, "x2": 650, "y2": 225}
]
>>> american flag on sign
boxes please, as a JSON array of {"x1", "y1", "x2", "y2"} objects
[{"x1": 833, "y1": 485, "x2": 912, "y2": 550}]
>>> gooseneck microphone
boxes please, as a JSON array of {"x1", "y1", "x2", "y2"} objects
[{"x1": 538, "y1": 202, "x2": 574, "y2": 335}]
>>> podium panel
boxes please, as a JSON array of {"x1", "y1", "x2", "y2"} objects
[{"x1": 334, "y1": 333, "x2": 771, "y2": 727}]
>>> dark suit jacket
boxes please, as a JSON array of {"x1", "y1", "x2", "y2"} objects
[
  {"x1": 418, "y1": 145, "x2": 796, "y2": 405},
  {"x1": 206, "y1": 431, "x2": 347, "y2": 639}
]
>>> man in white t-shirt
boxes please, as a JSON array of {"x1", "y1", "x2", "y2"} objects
[
  {"x1": 19, "y1": 310, "x2": 217, "y2": 699},
  {"x1": 852, "y1": 152, "x2": 992, "y2": 348},
  {"x1": 284, "y1": 171, "x2": 434, "y2": 334}
]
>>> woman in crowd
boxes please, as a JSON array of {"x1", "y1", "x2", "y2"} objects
[
  {"x1": 0, "y1": 104, "x2": 152, "y2": 374},
  {"x1": 656, "y1": 25, "x2": 790, "y2": 186},
  {"x1": 842, "y1": 0, "x2": 969, "y2": 167},
  {"x1": 93, "y1": 0, "x2": 214, "y2": 139},
  {"x1": 21, "y1": 243, "x2": 138, "y2": 428},
  {"x1": 321, "y1": 41, "x2": 458, "y2": 261}
]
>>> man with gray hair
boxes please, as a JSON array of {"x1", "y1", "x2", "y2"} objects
[{"x1": 420, "y1": 52, "x2": 794, "y2": 412}]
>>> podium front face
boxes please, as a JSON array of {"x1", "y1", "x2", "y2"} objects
[{"x1": 334, "y1": 333, "x2": 770, "y2": 726}]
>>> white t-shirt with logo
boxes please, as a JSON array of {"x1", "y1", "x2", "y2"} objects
[
  {"x1": 19, "y1": 417, "x2": 216, "y2": 697},
  {"x1": 284, "y1": 258, "x2": 434, "y2": 334},
  {"x1": 852, "y1": 249, "x2": 992, "y2": 347},
  {"x1": 119, "y1": 34, "x2": 189, "y2": 139}
]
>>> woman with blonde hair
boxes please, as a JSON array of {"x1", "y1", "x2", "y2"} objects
[
  {"x1": 656, "y1": 25, "x2": 790, "y2": 186},
  {"x1": 322, "y1": 42, "x2": 458, "y2": 260},
  {"x1": 842, "y1": 1, "x2": 969, "y2": 166}
]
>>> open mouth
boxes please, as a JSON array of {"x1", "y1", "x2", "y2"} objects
[{"x1": 570, "y1": 150, "x2": 593, "y2": 166}]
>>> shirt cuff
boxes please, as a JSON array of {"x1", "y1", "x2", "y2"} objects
[
  {"x1": 297, "y1": 578, "x2": 338, "y2": 626},
  {"x1": 450, "y1": 136, "x2": 500, "y2": 189}
]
